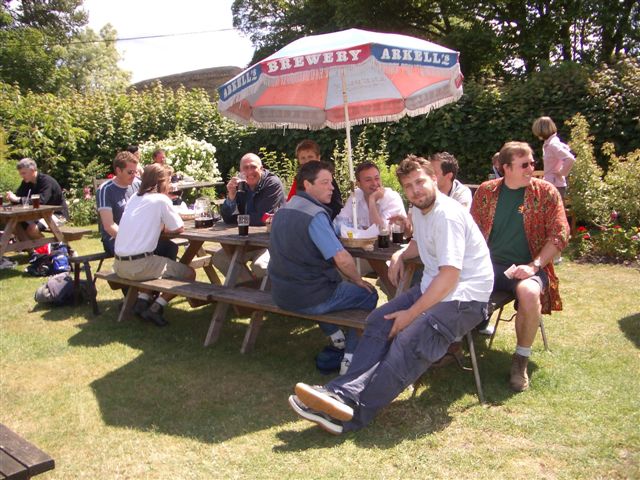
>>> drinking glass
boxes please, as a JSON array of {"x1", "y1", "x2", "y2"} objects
[{"x1": 237, "y1": 214, "x2": 250, "y2": 236}]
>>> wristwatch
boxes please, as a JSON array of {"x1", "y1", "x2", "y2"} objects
[{"x1": 532, "y1": 258, "x2": 542, "y2": 272}]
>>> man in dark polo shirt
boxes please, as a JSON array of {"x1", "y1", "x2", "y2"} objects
[
  {"x1": 268, "y1": 161, "x2": 378, "y2": 375},
  {"x1": 5, "y1": 158, "x2": 68, "y2": 239}
]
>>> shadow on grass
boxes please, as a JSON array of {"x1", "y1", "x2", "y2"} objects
[
  {"x1": 619, "y1": 313, "x2": 640, "y2": 349},
  {"x1": 273, "y1": 339, "x2": 527, "y2": 451},
  {"x1": 64, "y1": 300, "x2": 531, "y2": 446},
  {"x1": 67, "y1": 301, "x2": 341, "y2": 443}
]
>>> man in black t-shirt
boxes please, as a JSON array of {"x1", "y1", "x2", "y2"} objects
[{"x1": 5, "y1": 158, "x2": 68, "y2": 239}]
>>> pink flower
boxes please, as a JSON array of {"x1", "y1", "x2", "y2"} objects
[
  {"x1": 614, "y1": 225, "x2": 622, "y2": 229},
  {"x1": 610, "y1": 211, "x2": 619, "y2": 221},
  {"x1": 583, "y1": 233, "x2": 591, "y2": 240},
  {"x1": 577, "y1": 226, "x2": 587, "y2": 233},
  {"x1": 107, "y1": 173, "x2": 114, "y2": 179},
  {"x1": 83, "y1": 186, "x2": 92, "y2": 200},
  {"x1": 632, "y1": 235, "x2": 639, "y2": 241}
]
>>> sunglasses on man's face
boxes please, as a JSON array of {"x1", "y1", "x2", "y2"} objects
[
  {"x1": 119, "y1": 168, "x2": 136, "y2": 175},
  {"x1": 514, "y1": 161, "x2": 536, "y2": 169}
]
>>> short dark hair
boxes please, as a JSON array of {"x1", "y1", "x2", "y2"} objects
[
  {"x1": 396, "y1": 154, "x2": 434, "y2": 181},
  {"x1": 295, "y1": 139, "x2": 321, "y2": 157},
  {"x1": 429, "y1": 152, "x2": 459, "y2": 180},
  {"x1": 499, "y1": 141, "x2": 533, "y2": 168},
  {"x1": 355, "y1": 161, "x2": 379, "y2": 181},
  {"x1": 126, "y1": 145, "x2": 139, "y2": 154},
  {"x1": 297, "y1": 161, "x2": 333, "y2": 191},
  {"x1": 152, "y1": 148, "x2": 165, "y2": 160}
]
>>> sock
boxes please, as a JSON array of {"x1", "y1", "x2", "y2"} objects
[
  {"x1": 516, "y1": 345, "x2": 532, "y2": 357},
  {"x1": 330, "y1": 330, "x2": 346, "y2": 349},
  {"x1": 155, "y1": 297, "x2": 168, "y2": 307},
  {"x1": 138, "y1": 293, "x2": 151, "y2": 301},
  {"x1": 342, "y1": 353, "x2": 353, "y2": 364}
]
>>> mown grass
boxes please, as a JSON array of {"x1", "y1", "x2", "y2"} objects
[{"x1": 1, "y1": 227, "x2": 638, "y2": 479}]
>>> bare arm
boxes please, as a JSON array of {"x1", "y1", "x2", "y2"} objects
[
  {"x1": 386, "y1": 265, "x2": 460, "y2": 338},
  {"x1": 333, "y1": 249, "x2": 375, "y2": 292},
  {"x1": 367, "y1": 187, "x2": 385, "y2": 228},
  {"x1": 98, "y1": 209, "x2": 119, "y2": 239}
]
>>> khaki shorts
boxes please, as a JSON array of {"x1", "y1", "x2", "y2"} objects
[{"x1": 113, "y1": 255, "x2": 192, "y2": 281}]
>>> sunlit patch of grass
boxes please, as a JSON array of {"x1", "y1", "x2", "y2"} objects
[{"x1": 0, "y1": 228, "x2": 638, "y2": 478}]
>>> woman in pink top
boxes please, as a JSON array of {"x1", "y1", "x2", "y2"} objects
[{"x1": 532, "y1": 116, "x2": 576, "y2": 199}]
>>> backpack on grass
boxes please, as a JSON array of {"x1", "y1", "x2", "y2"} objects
[
  {"x1": 34, "y1": 272, "x2": 95, "y2": 307},
  {"x1": 26, "y1": 243, "x2": 71, "y2": 277}
]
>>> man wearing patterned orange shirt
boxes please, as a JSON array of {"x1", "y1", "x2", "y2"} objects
[{"x1": 471, "y1": 141, "x2": 570, "y2": 392}]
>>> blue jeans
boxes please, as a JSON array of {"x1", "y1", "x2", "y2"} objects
[
  {"x1": 297, "y1": 281, "x2": 379, "y2": 353},
  {"x1": 326, "y1": 286, "x2": 487, "y2": 432}
]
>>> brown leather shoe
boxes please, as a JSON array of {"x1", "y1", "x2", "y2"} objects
[
  {"x1": 431, "y1": 342, "x2": 463, "y2": 369},
  {"x1": 510, "y1": 353, "x2": 530, "y2": 392}
]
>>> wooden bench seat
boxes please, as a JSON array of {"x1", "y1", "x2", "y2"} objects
[
  {"x1": 0, "y1": 424, "x2": 55, "y2": 479},
  {"x1": 59, "y1": 225, "x2": 92, "y2": 242},
  {"x1": 95, "y1": 272, "x2": 369, "y2": 352}
]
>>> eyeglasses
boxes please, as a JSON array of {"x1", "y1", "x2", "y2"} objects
[{"x1": 516, "y1": 161, "x2": 536, "y2": 169}]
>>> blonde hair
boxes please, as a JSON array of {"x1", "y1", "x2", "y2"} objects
[
  {"x1": 113, "y1": 151, "x2": 138, "y2": 171},
  {"x1": 532, "y1": 116, "x2": 557, "y2": 140},
  {"x1": 138, "y1": 163, "x2": 173, "y2": 196},
  {"x1": 396, "y1": 154, "x2": 434, "y2": 181}
]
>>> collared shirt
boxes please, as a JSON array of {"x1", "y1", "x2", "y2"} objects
[
  {"x1": 448, "y1": 179, "x2": 473, "y2": 210},
  {"x1": 335, "y1": 187, "x2": 405, "y2": 229}
]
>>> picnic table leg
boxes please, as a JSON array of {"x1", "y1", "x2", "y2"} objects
[
  {"x1": 118, "y1": 286, "x2": 139, "y2": 322},
  {"x1": 368, "y1": 258, "x2": 396, "y2": 298},
  {"x1": 42, "y1": 212, "x2": 65, "y2": 243},
  {"x1": 395, "y1": 263, "x2": 417, "y2": 298},
  {"x1": 204, "y1": 245, "x2": 246, "y2": 347},
  {"x1": 240, "y1": 273, "x2": 270, "y2": 353},
  {"x1": 0, "y1": 218, "x2": 17, "y2": 257}
]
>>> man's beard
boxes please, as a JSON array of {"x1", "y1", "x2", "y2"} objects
[{"x1": 412, "y1": 191, "x2": 436, "y2": 211}]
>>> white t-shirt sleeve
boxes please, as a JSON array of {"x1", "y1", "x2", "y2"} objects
[
  {"x1": 160, "y1": 196, "x2": 184, "y2": 231},
  {"x1": 380, "y1": 190, "x2": 406, "y2": 219}
]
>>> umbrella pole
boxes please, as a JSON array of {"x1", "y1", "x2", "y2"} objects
[{"x1": 341, "y1": 70, "x2": 358, "y2": 229}]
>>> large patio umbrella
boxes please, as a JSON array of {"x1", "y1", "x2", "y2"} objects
[{"x1": 217, "y1": 28, "x2": 463, "y2": 229}]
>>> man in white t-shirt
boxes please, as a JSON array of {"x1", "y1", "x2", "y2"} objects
[
  {"x1": 114, "y1": 164, "x2": 195, "y2": 327},
  {"x1": 289, "y1": 155, "x2": 493, "y2": 435},
  {"x1": 334, "y1": 161, "x2": 405, "y2": 230},
  {"x1": 429, "y1": 152, "x2": 473, "y2": 210}
]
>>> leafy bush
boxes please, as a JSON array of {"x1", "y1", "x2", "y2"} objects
[
  {"x1": 66, "y1": 189, "x2": 98, "y2": 226},
  {"x1": 257, "y1": 147, "x2": 297, "y2": 191},
  {"x1": 601, "y1": 144, "x2": 640, "y2": 227},
  {"x1": 139, "y1": 133, "x2": 221, "y2": 182},
  {"x1": 573, "y1": 225, "x2": 640, "y2": 263}
]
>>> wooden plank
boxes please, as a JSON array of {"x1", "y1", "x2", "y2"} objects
[
  {"x1": 0, "y1": 450, "x2": 28, "y2": 480},
  {"x1": 70, "y1": 251, "x2": 112, "y2": 264},
  {"x1": 0, "y1": 425, "x2": 54, "y2": 478}
]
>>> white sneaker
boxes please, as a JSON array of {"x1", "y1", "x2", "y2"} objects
[
  {"x1": 339, "y1": 356, "x2": 351, "y2": 375},
  {"x1": 478, "y1": 324, "x2": 495, "y2": 336}
]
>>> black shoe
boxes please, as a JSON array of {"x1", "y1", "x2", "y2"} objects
[
  {"x1": 141, "y1": 304, "x2": 169, "y2": 327},
  {"x1": 133, "y1": 298, "x2": 151, "y2": 318},
  {"x1": 288, "y1": 395, "x2": 343, "y2": 435}
]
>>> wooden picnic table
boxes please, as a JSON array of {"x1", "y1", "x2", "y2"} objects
[
  {"x1": 0, "y1": 205, "x2": 65, "y2": 258},
  {"x1": 171, "y1": 180, "x2": 223, "y2": 193},
  {"x1": 167, "y1": 222, "x2": 419, "y2": 347}
]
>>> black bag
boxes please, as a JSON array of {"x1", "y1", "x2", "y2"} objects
[
  {"x1": 26, "y1": 242, "x2": 71, "y2": 277},
  {"x1": 315, "y1": 345, "x2": 344, "y2": 375}
]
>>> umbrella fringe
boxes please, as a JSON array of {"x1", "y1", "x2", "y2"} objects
[{"x1": 220, "y1": 94, "x2": 462, "y2": 130}]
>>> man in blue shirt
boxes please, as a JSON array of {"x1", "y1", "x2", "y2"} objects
[
  {"x1": 97, "y1": 151, "x2": 179, "y2": 260},
  {"x1": 269, "y1": 162, "x2": 378, "y2": 374}
]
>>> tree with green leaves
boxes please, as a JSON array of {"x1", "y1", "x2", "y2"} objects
[{"x1": 0, "y1": 0, "x2": 129, "y2": 93}]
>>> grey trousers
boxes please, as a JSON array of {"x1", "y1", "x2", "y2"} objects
[{"x1": 326, "y1": 286, "x2": 487, "y2": 432}]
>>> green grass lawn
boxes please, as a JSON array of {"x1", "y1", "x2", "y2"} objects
[{"x1": 1, "y1": 228, "x2": 638, "y2": 479}]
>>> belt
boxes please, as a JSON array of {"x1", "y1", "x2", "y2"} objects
[{"x1": 115, "y1": 251, "x2": 154, "y2": 261}]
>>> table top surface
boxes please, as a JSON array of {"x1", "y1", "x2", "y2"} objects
[
  {"x1": 171, "y1": 221, "x2": 416, "y2": 261},
  {"x1": 0, "y1": 204, "x2": 60, "y2": 219}
]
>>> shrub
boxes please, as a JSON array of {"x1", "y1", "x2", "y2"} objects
[
  {"x1": 573, "y1": 224, "x2": 640, "y2": 263},
  {"x1": 139, "y1": 133, "x2": 221, "y2": 182},
  {"x1": 66, "y1": 188, "x2": 98, "y2": 226},
  {"x1": 257, "y1": 147, "x2": 297, "y2": 192}
]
